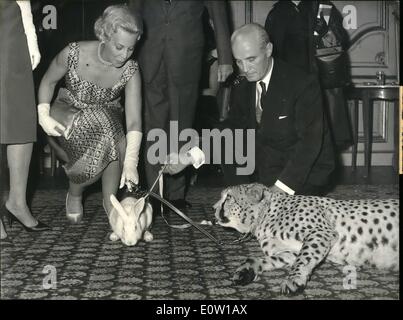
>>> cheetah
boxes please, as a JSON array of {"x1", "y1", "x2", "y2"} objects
[{"x1": 213, "y1": 183, "x2": 399, "y2": 295}]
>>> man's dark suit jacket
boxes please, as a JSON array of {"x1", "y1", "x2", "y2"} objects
[
  {"x1": 129, "y1": 0, "x2": 232, "y2": 85},
  {"x1": 226, "y1": 59, "x2": 335, "y2": 193}
]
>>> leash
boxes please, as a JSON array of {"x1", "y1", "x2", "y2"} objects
[
  {"x1": 128, "y1": 163, "x2": 167, "y2": 205},
  {"x1": 127, "y1": 164, "x2": 222, "y2": 246},
  {"x1": 160, "y1": 210, "x2": 253, "y2": 244},
  {"x1": 147, "y1": 191, "x2": 222, "y2": 245},
  {"x1": 126, "y1": 164, "x2": 252, "y2": 246}
]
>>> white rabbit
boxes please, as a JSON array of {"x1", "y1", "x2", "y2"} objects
[{"x1": 108, "y1": 194, "x2": 153, "y2": 246}]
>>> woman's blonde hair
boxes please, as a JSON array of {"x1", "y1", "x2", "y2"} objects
[{"x1": 94, "y1": 4, "x2": 143, "y2": 42}]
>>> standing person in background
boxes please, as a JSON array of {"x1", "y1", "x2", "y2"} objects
[
  {"x1": 194, "y1": 9, "x2": 221, "y2": 134},
  {"x1": 190, "y1": 9, "x2": 223, "y2": 185},
  {"x1": 128, "y1": 0, "x2": 233, "y2": 212},
  {"x1": 265, "y1": 0, "x2": 353, "y2": 151},
  {"x1": 0, "y1": 0, "x2": 50, "y2": 243}
]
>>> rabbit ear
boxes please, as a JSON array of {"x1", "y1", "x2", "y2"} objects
[{"x1": 110, "y1": 194, "x2": 128, "y2": 221}]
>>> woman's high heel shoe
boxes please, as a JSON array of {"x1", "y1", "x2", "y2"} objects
[
  {"x1": 66, "y1": 193, "x2": 83, "y2": 224},
  {"x1": 2, "y1": 205, "x2": 50, "y2": 232}
]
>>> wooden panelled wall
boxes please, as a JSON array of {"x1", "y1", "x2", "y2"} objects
[{"x1": 229, "y1": 1, "x2": 400, "y2": 166}]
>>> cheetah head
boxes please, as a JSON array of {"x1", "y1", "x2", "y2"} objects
[{"x1": 213, "y1": 183, "x2": 272, "y2": 234}]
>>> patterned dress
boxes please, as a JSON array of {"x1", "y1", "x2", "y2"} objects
[{"x1": 54, "y1": 42, "x2": 138, "y2": 184}]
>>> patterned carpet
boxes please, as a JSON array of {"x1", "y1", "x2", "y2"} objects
[{"x1": 0, "y1": 184, "x2": 399, "y2": 300}]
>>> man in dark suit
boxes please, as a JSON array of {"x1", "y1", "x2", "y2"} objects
[
  {"x1": 128, "y1": 0, "x2": 233, "y2": 209},
  {"x1": 223, "y1": 23, "x2": 335, "y2": 195},
  {"x1": 164, "y1": 23, "x2": 335, "y2": 196}
]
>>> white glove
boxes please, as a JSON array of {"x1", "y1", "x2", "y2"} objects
[
  {"x1": 187, "y1": 146, "x2": 206, "y2": 169},
  {"x1": 16, "y1": 0, "x2": 41, "y2": 70},
  {"x1": 37, "y1": 103, "x2": 66, "y2": 136},
  {"x1": 120, "y1": 131, "x2": 142, "y2": 191}
]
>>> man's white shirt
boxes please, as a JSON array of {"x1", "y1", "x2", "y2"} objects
[{"x1": 256, "y1": 59, "x2": 274, "y2": 112}]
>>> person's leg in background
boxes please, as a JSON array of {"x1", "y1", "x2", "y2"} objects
[
  {"x1": 4, "y1": 143, "x2": 38, "y2": 227},
  {"x1": 164, "y1": 78, "x2": 199, "y2": 204},
  {"x1": 143, "y1": 59, "x2": 171, "y2": 208},
  {"x1": 221, "y1": 163, "x2": 251, "y2": 187},
  {"x1": 0, "y1": 145, "x2": 7, "y2": 239},
  {"x1": 0, "y1": 219, "x2": 7, "y2": 239}
]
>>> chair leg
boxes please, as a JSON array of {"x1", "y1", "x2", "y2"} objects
[
  {"x1": 51, "y1": 148, "x2": 56, "y2": 177},
  {"x1": 362, "y1": 95, "x2": 373, "y2": 178},
  {"x1": 351, "y1": 100, "x2": 359, "y2": 170}
]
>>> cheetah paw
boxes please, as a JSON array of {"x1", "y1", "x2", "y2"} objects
[
  {"x1": 233, "y1": 263, "x2": 259, "y2": 286},
  {"x1": 280, "y1": 278, "x2": 306, "y2": 296}
]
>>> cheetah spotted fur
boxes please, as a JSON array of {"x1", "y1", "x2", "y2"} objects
[{"x1": 213, "y1": 183, "x2": 399, "y2": 295}]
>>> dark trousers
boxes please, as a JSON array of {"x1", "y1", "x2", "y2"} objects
[
  {"x1": 143, "y1": 58, "x2": 199, "y2": 200},
  {"x1": 221, "y1": 162, "x2": 326, "y2": 196}
]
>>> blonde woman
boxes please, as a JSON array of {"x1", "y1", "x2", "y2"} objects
[{"x1": 37, "y1": 5, "x2": 143, "y2": 223}]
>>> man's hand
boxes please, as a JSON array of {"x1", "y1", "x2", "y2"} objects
[
  {"x1": 163, "y1": 152, "x2": 193, "y2": 175},
  {"x1": 267, "y1": 185, "x2": 287, "y2": 194},
  {"x1": 217, "y1": 64, "x2": 233, "y2": 82}
]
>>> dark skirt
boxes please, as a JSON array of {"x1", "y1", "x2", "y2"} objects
[{"x1": 0, "y1": 1, "x2": 37, "y2": 144}]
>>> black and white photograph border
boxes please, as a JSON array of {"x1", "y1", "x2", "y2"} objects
[{"x1": 0, "y1": 0, "x2": 400, "y2": 303}]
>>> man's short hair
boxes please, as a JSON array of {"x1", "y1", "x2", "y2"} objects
[{"x1": 231, "y1": 23, "x2": 271, "y2": 50}]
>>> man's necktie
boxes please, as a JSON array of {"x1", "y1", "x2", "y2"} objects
[{"x1": 256, "y1": 81, "x2": 267, "y2": 124}]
